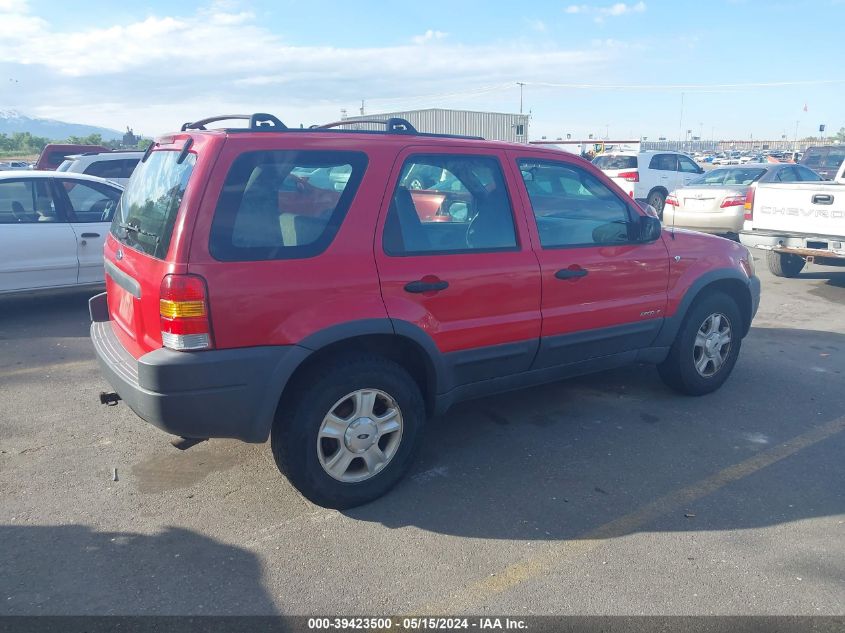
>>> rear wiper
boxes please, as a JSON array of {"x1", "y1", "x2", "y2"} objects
[{"x1": 115, "y1": 221, "x2": 160, "y2": 241}]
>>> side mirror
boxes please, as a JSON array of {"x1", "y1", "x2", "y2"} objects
[{"x1": 639, "y1": 214, "x2": 662, "y2": 242}]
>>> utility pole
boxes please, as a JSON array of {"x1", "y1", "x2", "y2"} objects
[
  {"x1": 359, "y1": 100, "x2": 365, "y2": 116},
  {"x1": 516, "y1": 82, "x2": 525, "y2": 114},
  {"x1": 678, "y1": 92, "x2": 685, "y2": 146}
]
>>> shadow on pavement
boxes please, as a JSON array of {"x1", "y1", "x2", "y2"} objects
[
  {"x1": 0, "y1": 525, "x2": 278, "y2": 615},
  {"x1": 345, "y1": 327, "x2": 845, "y2": 541},
  {"x1": 0, "y1": 291, "x2": 94, "y2": 340}
]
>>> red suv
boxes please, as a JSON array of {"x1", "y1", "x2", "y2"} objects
[{"x1": 90, "y1": 113, "x2": 760, "y2": 508}]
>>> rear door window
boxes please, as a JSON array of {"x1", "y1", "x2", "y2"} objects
[
  {"x1": 795, "y1": 165, "x2": 823, "y2": 181},
  {"x1": 209, "y1": 150, "x2": 367, "y2": 261},
  {"x1": 382, "y1": 154, "x2": 517, "y2": 255},
  {"x1": 0, "y1": 179, "x2": 62, "y2": 223},
  {"x1": 84, "y1": 160, "x2": 123, "y2": 180},
  {"x1": 592, "y1": 155, "x2": 637, "y2": 170},
  {"x1": 111, "y1": 150, "x2": 196, "y2": 259},
  {"x1": 649, "y1": 154, "x2": 678, "y2": 171}
]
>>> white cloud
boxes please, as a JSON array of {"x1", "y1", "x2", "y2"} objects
[
  {"x1": 411, "y1": 29, "x2": 447, "y2": 44},
  {"x1": 565, "y1": 2, "x2": 646, "y2": 21},
  {"x1": 526, "y1": 19, "x2": 548, "y2": 32},
  {"x1": 0, "y1": 3, "x2": 620, "y2": 135}
]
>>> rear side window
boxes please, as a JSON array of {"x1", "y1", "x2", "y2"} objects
[
  {"x1": 85, "y1": 159, "x2": 123, "y2": 179},
  {"x1": 796, "y1": 165, "x2": 823, "y2": 181},
  {"x1": 111, "y1": 150, "x2": 196, "y2": 259},
  {"x1": 649, "y1": 154, "x2": 678, "y2": 171},
  {"x1": 209, "y1": 150, "x2": 367, "y2": 261},
  {"x1": 0, "y1": 179, "x2": 61, "y2": 224},
  {"x1": 592, "y1": 155, "x2": 637, "y2": 170}
]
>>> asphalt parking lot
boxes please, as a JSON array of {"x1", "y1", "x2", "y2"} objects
[{"x1": 1, "y1": 259, "x2": 844, "y2": 616}]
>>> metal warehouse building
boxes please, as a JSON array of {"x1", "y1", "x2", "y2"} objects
[{"x1": 340, "y1": 108, "x2": 529, "y2": 143}]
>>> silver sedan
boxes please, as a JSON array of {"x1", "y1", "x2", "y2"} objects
[{"x1": 663, "y1": 163, "x2": 822, "y2": 237}]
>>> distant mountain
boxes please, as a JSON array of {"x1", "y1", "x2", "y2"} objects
[{"x1": 0, "y1": 109, "x2": 124, "y2": 141}]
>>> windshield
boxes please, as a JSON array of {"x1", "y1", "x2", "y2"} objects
[
  {"x1": 110, "y1": 150, "x2": 196, "y2": 259},
  {"x1": 592, "y1": 155, "x2": 637, "y2": 170},
  {"x1": 689, "y1": 167, "x2": 766, "y2": 186}
]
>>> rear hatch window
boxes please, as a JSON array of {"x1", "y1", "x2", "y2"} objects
[
  {"x1": 592, "y1": 155, "x2": 637, "y2": 170},
  {"x1": 111, "y1": 150, "x2": 196, "y2": 259}
]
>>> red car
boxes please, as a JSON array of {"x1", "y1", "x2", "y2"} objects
[
  {"x1": 90, "y1": 114, "x2": 760, "y2": 508},
  {"x1": 36, "y1": 143, "x2": 110, "y2": 171}
]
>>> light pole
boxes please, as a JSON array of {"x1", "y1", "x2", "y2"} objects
[
  {"x1": 794, "y1": 120, "x2": 799, "y2": 152},
  {"x1": 516, "y1": 82, "x2": 525, "y2": 114}
]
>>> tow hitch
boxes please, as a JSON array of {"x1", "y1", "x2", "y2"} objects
[{"x1": 99, "y1": 392, "x2": 121, "y2": 406}]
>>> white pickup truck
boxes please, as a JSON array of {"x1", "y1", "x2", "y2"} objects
[{"x1": 740, "y1": 162, "x2": 845, "y2": 277}]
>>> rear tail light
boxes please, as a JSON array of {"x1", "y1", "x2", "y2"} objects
[
  {"x1": 720, "y1": 195, "x2": 746, "y2": 208},
  {"x1": 743, "y1": 187, "x2": 755, "y2": 220},
  {"x1": 159, "y1": 274, "x2": 213, "y2": 351},
  {"x1": 665, "y1": 194, "x2": 679, "y2": 207},
  {"x1": 618, "y1": 171, "x2": 639, "y2": 182}
]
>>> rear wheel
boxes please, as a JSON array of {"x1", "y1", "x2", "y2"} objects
[
  {"x1": 271, "y1": 355, "x2": 425, "y2": 509},
  {"x1": 647, "y1": 190, "x2": 666, "y2": 219},
  {"x1": 658, "y1": 292, "x2": 743, "y2": 396},
  {"x1": 766, "y1": 251, "x2": 805, "y2": 278}
]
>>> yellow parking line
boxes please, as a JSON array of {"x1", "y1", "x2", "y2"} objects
[
  {"x1": 420, "y1": 415, "x2": 845, "y2": 613},
  {"x1": 0, "y1": 359, "x2": 95, "y2": 380}
]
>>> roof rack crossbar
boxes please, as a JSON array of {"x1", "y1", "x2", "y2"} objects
[{"x1": 181, "y1": 113, "x2": 287, "y2": 132}]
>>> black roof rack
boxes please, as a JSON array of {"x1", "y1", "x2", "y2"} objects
[
  {"x1": 177, "y1": 113, "x2": 484, "y2": 140},
  {"x1": 180, "y1": 113, "x2": 287, "y2": 132},
  {"x1": 315, "y1": 117, "x2": 418, "y2": 134}
]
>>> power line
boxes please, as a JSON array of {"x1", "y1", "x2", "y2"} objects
[{"x1": 528, "y1": 79, "x2": 845, "y2": 90}]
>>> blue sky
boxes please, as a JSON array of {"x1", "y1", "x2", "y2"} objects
[{"x1": 1, "y1": 0, "x2": 843, "y2": 140}]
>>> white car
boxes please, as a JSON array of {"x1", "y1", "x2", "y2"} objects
[
  {"x1": 57, "y1": 150, "x2": 143, "y2": 187},
  {"x1": 592, "y1": 150, "x2": 704, "y2": 216},
  {"x1": 0, "y1": 171, "x2": 122, "y2": 295}
]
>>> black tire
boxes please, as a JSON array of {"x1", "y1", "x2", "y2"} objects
[
  {"x1": 271, "y1": 354, "x2": 425, "y2": 509},
  {"x1": 647, "y1": 190, "x2": 666, "y2": 219},
  {"x1": 657, "y1": 291, "x2": 743, "y2": 396},
  {"x1": 766, "y1": 251, "x2": 805, "y2": 278}
]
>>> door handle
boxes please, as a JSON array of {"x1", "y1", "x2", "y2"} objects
[
  {"x1": 812, "y1": 194, "x2": 833, "y2": 205},
  {"x1": 80, "y1": 232, "x2": 100, "y2": 238},
  {"x1": 404, "y1": 279, "x2": 449, "y2": 293},
  {"x1": 555, "y1": 267, "x2": 589, "y2": 280}
]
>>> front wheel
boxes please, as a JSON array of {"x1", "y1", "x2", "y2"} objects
[
  {"x1": 658, "y1": 292, "x2": 743, "y2": 396},
  {"x1": 271, "y1": 355, "x2": 425, "y2": 509},
  {"x1": 766, "y1": 251, "x2": 805, "y2": 278}
]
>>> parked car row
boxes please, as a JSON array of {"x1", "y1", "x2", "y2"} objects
[
  {"x1": 662, "y1": 163, "x2": 823, "y2": 238},
  {"x1": 0, "y1": 160, "x2": 34, "y2": 170}
]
